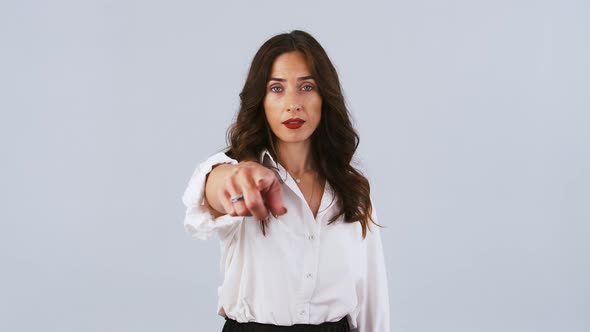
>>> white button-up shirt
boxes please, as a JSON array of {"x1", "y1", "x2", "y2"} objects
[{"x1": 182, "y1": 149, "x2": 390, "y2": 332}]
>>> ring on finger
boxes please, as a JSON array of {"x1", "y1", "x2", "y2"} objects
[{"x1": 230, "y1": 193, "x2": 244, "y2": 203}]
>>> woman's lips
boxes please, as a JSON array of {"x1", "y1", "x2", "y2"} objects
[
  {"x1": 283, "y1": 122, "x2": 304, "y2": 129},
  {"x1": 282, "y1": 118, "x2": 305, "y2": 129}
]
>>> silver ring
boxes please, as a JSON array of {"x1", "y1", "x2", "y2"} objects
[{"x1": 230, "y1": 194, "x2": 244, "y2": 203}]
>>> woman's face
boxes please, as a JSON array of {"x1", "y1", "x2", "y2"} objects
[{"x1": 263, "y1": 51, "x2": 322, "y2": 147}]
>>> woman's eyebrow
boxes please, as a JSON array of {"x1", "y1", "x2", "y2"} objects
[{"x1": 268, "y1": 75, "x2": 315, "y2": 82}]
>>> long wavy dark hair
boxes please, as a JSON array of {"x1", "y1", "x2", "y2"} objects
[{"x1": 224, "y1": 30, "x2": 382, "y2": 239}]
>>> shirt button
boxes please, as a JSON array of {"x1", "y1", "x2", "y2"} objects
[
  {"x1": 308, "y1": 235, "x2": 315, "y2": 240},
  {"x1": 299, "y1": 310, "x2": 306, "y2": 315},
  {"x1": 306, "y1": 273, "x2": 313, "y2": 278}
]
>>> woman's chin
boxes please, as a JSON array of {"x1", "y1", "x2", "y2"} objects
[{"x1": 275, "y1": 135, "x2": 313, "y2": 145}]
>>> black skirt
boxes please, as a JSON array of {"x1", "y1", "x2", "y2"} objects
[{"x1": 222, "y1": 316, "x2": 350, "y2": 332}]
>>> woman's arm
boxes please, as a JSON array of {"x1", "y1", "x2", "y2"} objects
[{"x1": 354, "y1": 198, "x2": 391, "y2": 332}]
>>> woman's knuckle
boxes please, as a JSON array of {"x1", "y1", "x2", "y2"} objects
[
  {"x1": 224, "y1": 176, "x2": 235, "y2": 188},
  {"x1": 245, "y1": 200, "x2": 258, "y2": 211},
  {"x1": 235, "y1": 205, "x2": 246, "y2": 215}
]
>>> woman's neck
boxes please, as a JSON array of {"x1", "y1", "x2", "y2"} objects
[{"x1": 275, "y1": 141, "x2": 315, "y2": 177}]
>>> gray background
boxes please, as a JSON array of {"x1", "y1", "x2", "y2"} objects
[{"x1": 1, "y1": 0, "x2": 589, "y2": 331}]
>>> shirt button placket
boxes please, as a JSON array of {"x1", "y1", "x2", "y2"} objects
[
  {"x1": 298, "y1": 228, "x2": 318, "y2": 324},
  {"x1": 297, "y1": 303, "x2": 310, "y2": 321}
]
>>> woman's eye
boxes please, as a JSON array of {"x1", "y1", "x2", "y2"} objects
[
  {"x1": 270, "y1": 86, "x2": 282, "y2": 92},
  {"x1": 302, "y1": 84, "x2": 314, "y2": 91}
]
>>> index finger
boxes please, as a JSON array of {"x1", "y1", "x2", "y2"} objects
[
  {"x1": 259, "y1": 175, "x2": 287, "y2": 216},
  {"x1": 242, "y1": 183, "x2": 270, "y2": 220}
]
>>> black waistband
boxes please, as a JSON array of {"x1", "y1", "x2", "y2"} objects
[{"x1": 222, "y1": 315, "x2": 350, "y2": 332}]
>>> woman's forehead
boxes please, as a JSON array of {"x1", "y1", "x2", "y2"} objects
[{"x1": 269, "y1": 51, "x2": 312, "y2": 79}]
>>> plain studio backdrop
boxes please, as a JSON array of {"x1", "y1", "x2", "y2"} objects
[{"x1": 1, "y1": 0, "x2": 588, "y2": 331}]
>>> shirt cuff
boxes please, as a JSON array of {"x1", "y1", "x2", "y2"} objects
[{"x1": 181, "y1": 151, "x2": 244, "y2": 241}]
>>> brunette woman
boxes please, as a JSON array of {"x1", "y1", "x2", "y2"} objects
[{"x1": 182, "y1": 30, "x2": 390, "y2": 332}]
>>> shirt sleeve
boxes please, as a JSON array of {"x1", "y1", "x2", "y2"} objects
[
  {"x1": 181, "y1": 151, "x2": 244, "y2": 241},
  {"x1": 352, "y1": 198, "x2": 391, "y2": 332}
]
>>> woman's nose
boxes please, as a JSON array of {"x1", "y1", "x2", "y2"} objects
[
  {"x1": 287, "y1": 103, "x2": 302, "y2": 112},
  {"x1": 284, "y1": 90, "x2": 302, "y2": 112}
]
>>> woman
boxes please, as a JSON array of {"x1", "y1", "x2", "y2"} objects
[{"x1": 182, "y1": 30, "x2": 390, "y2": 332}]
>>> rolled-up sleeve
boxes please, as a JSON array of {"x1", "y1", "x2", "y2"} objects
[
  {"x1": 353, "y1": 199, "x2": 391, "y2": 332},
  {"x1": 181, "y1": 151, "x2": 244, "y2": 241}
]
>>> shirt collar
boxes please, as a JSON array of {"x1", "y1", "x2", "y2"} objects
[
  {"x1": 258, "y1": 147, "x2": 335, "y2": 212},
  {"x1": 259, "y1": 148, "x2": 276, "y2": 167}
]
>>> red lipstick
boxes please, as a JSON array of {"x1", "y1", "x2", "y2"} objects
[{"x1": 282, "y1": 118, "x2": 305, "y2": 129}]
